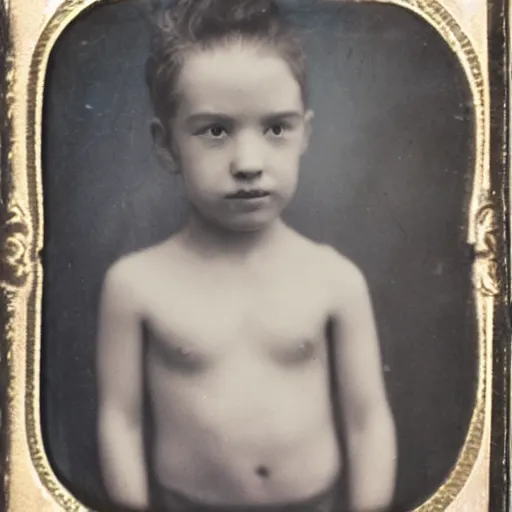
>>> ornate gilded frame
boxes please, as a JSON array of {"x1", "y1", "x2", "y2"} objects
[{"x1": 0, "y1": 0, "x2": 508, "y2": 510}]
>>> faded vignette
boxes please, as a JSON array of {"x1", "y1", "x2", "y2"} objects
[{"x1": 0, "y1": 0, "x2": 504, "y2": 511}]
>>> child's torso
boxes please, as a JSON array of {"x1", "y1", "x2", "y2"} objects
[{"x1": 135, "y1": 239, "x2": 342, "y2": 505}]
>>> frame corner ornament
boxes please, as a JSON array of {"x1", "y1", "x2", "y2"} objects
[
  {"x1": 1, "y1": 200, "x2": 31, "y2": 290},
  {"x1": 472, "y1": 191, "x2": 500, "y2": 297}
]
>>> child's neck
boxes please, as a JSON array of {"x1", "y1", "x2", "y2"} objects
[{"x1": 181, "y1": 213, "x2": 288, "y2": 262}]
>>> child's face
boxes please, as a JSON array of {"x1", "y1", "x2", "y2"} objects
[{"x1": 155, "y1": 42, "x2": 313, "y2": 232}]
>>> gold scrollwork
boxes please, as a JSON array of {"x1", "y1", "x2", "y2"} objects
[
  {"x1": 0, "y1": 201, "x2": 31, "y2": 289},
  {"x1": 473, "y1": 193, "x2": 500, "y2": 296}
]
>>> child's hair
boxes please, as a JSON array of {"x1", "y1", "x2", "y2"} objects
[{"x1": 146, "y1": 0, "x2": 307, "y2": 125}]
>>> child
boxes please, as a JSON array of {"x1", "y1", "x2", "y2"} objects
[{"x1": 97, "y1": 1, "x2": 397, "y2": 510}]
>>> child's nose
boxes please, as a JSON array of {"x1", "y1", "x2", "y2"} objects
[
  {"x1": 231, "y1": 133, "x2": 264, "y2": 179},
  {"x1": 231, "y1": 168, "x2": 263, "y2": 181}
]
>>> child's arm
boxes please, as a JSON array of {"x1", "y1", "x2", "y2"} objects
[
  {"x1": 331, "y1": 259, "x2": 397, "y2": 512},
  {"x1": 97, "y1": 264, "x2": 148, "y2": 510}
]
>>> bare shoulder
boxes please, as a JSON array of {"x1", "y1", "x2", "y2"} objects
[
  {"x1": 301, "y1": 241, "x2": 369, "y2": 307},
  {"x1": 285, "y1": 231, "x2": 368, "y2": 306},
  {"x1": 293, "y1": 245, "x2": 373, "y2": 331},
  {"x1": 101, "y1": 239, "x2": 178, "y2": 307},
  {"x1": 321, "y1": 245, "x2": 367, "y2": 288},
  {"x1": 100, "y1": 256, "x2": 140, "y2": 315},
  {"x1": 291, "y1": 233, "x2": 365, "y2": 285}
]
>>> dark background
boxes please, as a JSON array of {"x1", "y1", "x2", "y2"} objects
[{"x1": 41, "y1": 1, "x2": 477, "y2": 510}]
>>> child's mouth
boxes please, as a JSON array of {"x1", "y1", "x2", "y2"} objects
[{"x1": 226, "y1": 189, "x2": 270, "y2": 199}]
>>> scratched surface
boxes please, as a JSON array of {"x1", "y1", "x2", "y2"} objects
[{"x1": 40, "y1": 1, "x2": 477, "y2": 510}]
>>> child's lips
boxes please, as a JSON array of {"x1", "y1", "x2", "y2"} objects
[{"x1": 226, "y1": 189, "x2": 270, "y2": 199}]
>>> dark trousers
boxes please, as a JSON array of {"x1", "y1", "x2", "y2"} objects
[{"x1": 149, "y1": 478, "x2": 348, "y2": 512}]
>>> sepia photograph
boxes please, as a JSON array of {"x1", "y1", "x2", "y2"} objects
[{"x1": 38, "y1": 0, "x2": 480, "y2": 510}]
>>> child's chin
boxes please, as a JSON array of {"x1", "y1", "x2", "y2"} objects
[
  {"x1": 219, "y1": 214, "x2": 278, "y2": 233},
  {"x1": 224, "y1": 220, "x2": 274, "y2": 233}
]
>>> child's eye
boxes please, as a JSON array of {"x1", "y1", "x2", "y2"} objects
[
  {"x1": 266, "y1": 123, "x2": 289, "y2": 137},
  {"x1": 209, "y1": 125, "x2": 226, "y2": 137},
  {"x1": 196, "y1": 124, "x2": 228, "y2": 138}
]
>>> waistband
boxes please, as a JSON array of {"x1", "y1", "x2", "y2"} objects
[{"x1": 149, "y1": 475, "x2": 345, "y2": 512}]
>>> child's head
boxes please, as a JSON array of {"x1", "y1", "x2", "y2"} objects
[
  {"x1": 146, "y1": 0, "x2": 313, "y2": 232},
  {"x1": 147, "y1": 0, "x2": 308, "y2": 124}
]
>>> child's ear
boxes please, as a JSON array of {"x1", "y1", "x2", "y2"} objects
[
  {"x1": 301, "y1": 109, "x2": 314, "y2": 154},
  {"x1": 150, "y1": 118, "x2": 180, "y2": 174}
]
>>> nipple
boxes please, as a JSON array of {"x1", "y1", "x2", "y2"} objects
[{"x1": 176, "y1": 344, "x2": 192, "y2": 358}]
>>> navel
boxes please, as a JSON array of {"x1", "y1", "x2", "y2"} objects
[{"x1": 255, "y1": 465, "x2": 271, "y2": 478}]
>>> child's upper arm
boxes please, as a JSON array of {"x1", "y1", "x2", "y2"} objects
[
  {"x1": 328, "y1": 250, "x2": 388, "y2": 427},
  {"x1": 97, "y1": 260, "x2": 143, "y2": 422}
]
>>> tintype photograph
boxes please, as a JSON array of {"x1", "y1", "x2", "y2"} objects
[
  {"x1": 2, "y1": 0, "x2": 507, "y2": 510},
  {"x1": 41, "y1": 0, "x2": 477, "y2": 510}
]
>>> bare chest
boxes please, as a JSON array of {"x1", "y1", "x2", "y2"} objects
[{"x1": 140, "y1": 274, "x2": 334, "y2": 372}]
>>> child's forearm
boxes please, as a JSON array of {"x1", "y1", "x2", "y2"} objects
[
  {"x1": 99, "y1": 410, "x2": 148, "y2": 511},
  {"x1": 346, "y1": 407, "x2": 397, "y2": 512}
]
